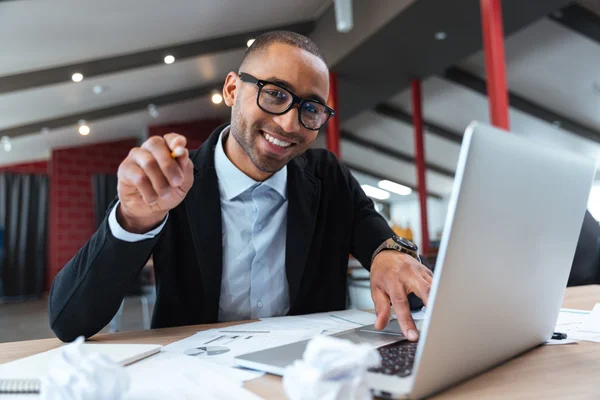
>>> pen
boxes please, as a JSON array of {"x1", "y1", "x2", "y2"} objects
[
  {"x1": 170, "y1": 146, "x2": 185, "y2": 159},
  {"x1": 552, "y1": 332, "x2": 567, "y2": 340}
]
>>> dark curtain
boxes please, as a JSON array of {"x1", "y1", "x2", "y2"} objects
[
  {"x1": 91, "y1": 174, "x2": 118, "y2": 227},
  {"x1": 0, "y1": 173, "x2": 49, "y2": 300}
]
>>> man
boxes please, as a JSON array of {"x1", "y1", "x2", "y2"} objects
[{"x1": 49, "y1": 31, "x2": 432, "y2": 343}]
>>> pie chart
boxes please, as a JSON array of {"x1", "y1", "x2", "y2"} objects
[{"x1": 184, "y1": 346, "x2": 230, "y2": 357}]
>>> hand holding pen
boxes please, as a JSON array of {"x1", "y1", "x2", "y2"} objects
[{"x1": 116, "y1": 133, "x2": 193, "y2": 233}]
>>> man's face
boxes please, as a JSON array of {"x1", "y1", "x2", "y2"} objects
[{"x1": 226, "y1": 43, "x2": 330, "y2": 174}]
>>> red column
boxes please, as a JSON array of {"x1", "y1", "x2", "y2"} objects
[
  {"x1": 326, "y1": 72, "x2": 341, "y2": 158},
  {"x1": 481, "y1": 0, "x2": 510, "y2": 130},
  {"x1": 411, "y1": 79, "x2": 429, "y2": 257}
]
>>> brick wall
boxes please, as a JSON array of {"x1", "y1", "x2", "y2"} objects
[
  {"x1": 148, "y1": 118, "x2": 225, "y2": 150},
  {"x1": 0, "y1": 160, "x2": 49, "y2": 174},
  {"x1": 48, "y1": 139, "x2": 137, "y2": 288}
]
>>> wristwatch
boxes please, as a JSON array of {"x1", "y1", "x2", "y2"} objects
[{"x1": 371, "y1": 235, "x2": 422, "y2": 265}]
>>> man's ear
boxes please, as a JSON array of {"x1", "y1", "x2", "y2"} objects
[{"x1": 223, "y1": 72, "x2": 238, "y2": 107}]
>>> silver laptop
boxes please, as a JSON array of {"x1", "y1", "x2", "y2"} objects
[{"x1": 235, "y1": 121, "x2": 597, "y2": 399}]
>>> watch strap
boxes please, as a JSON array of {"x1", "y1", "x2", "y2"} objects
[{"x1": 371, "y1": 237, "x2": 421, "y2": 266}]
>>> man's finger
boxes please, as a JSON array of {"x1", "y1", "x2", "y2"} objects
[
  {"x1": 142, "y1": 136, "x2": 184, "y2": 187},
  {"x1": 422, "y1": 266, "x2": 434, "y2": 278},
  {"x1": 390, "y1": 290, "x2": 419, "y2": 341},
  {"x1": 371, "y1": 287, "x2": 391, "y2": 330},
  {"x1": 130, "y1": 148, "x2": 171, "y2": 199},
  {"x1": 118, "y1": 162, "x2": 158, "y2": 204},
  {"x1": 164, "y1": 133, "x2": 190, "y2": 172},
  {"x1": 421, "y1": 271, "x2": 433, "y2": 285},
  {"x1": 414, "y1": 276, "x2": 431, "y2": 307},
  {"x1": 175, "y1": 148, "x2": 191, "y2": 171}
]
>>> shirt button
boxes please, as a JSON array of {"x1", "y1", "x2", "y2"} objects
[
  {"x1": 257, "y1": 301, "x2": 263, "y2": 308},
  {"x1": 257, "y1": 224, "x2": 263, "y2": 231}
]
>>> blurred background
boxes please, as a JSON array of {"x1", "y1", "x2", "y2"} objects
[{"x1": 0, "y1": 0, "x2": 599, "y2": 341}]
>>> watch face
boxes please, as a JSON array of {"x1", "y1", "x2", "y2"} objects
[{"x1": 393, "y1": 235, "x2": 418, "y2": 251}]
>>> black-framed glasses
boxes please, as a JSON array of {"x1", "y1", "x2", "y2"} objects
[{"x1": 239, "y1": 72, "x2": 335, "y2": 131}]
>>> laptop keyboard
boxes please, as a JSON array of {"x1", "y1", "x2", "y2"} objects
[{"x1": 368, "y1": 340, "x2": 418, "y2": 377}]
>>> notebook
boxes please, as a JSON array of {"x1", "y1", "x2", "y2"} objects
[{"x1": 0, "y1": 342, "x2": 162, "y2": 395}]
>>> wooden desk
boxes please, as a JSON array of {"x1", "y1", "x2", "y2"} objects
[{"x1": 2, "y1": 285, "x2": 600, "y2": 399}]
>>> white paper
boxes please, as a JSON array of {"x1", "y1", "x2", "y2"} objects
[
  {"x1": 579, "y1": 303, "x2": 600, "y2": 333},
  {"x1": 0, "y1": 342, "x2": 161, "y2": 380},
  {"x1": 556, "y1": 308, "x2": 591, "y2": 327},
  {"x1": 554, "y1": 308, "x2": 600, "y2": 342},
  {"x1": 162, "y1": 328, "x2": 320, "y2": 367},
  {"x1": 211, "y1": 364, "x2": 265, "y2": 383},
  {"x1": 544, "y1": 339, "x2": 578, "y2": 345},
  {"x1": 259, "y1": 309, "x2": 378, "y2": 335},
  {"x1": 410, "y1": 307, "x2": 427, "y2": 321},
  {"x1": 159, "y1": 351, "x2": 262, "y2": 383},
  {"x1": 252, "y1": 309, "x2": 425, "y2": 336},
  {"x1": 126, "y1": 352, "x2": 262, "y2": 400}
]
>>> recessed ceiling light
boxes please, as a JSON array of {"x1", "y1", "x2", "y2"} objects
[
  {"x1": 147, "y1": 104, "x2": 159, "y2": 118},
  {"x1": 78, "y1": 120, "x2": 90, "y2": 136},
  {"x1": 378, "y1": 180, "x2": 413, "y2": 196},
  {"x1": 247, "y1": 39, "x2": 255, "y2": 47},
  {"x1": 435, "y1": 32, "x2": 447, "y2": 40},
  {"x1": 71, "y1": 73, "x2": 84, "y2": 83},
  {"x1": 361, "y1": 184, "x2": 390, "y2": 201},
  {"x1": 211, "y1": 92, "x2": 223, "y2": 104},
  {"x1": 164, "y1": 55, "x2": 175, "y2": 65},
  {"x1": 92, "y1": 85, "x2": 108, "y2": 94},
  {"x1": 1, "y1": 136, "x2": 11, "y2": 152}
]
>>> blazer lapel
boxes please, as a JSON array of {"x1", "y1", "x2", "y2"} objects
[
  {"x1": 286, "y1": 156, "x2": 321, "y2": 308},
  {"x1": 184, "y1": 126, "x2": 226, "y2": 322}
]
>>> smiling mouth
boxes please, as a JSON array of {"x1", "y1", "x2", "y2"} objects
[{"x1": 261, "y1": 131, "x2": 294, "y2": 148}]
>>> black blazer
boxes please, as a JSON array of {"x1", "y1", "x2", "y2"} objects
[{"x1": 49, "y1": 125, "x2": 395, "y2": 342}]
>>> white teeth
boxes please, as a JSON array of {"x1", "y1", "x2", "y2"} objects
[{"x1": 264, "y1": 132, "x2": 291, "y2": 148}]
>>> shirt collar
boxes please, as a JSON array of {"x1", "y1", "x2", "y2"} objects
[{"x1": 214, "y1": 125, "x2": 287, "y2": 201}]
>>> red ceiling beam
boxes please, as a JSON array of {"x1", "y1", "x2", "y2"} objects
[
  {"x1": 412, "y1": 79, "x2": 430, "y2": 257},
  {"x1": 326, "y1": 72, "x2": 341, "y2": 158},
  {"x1": 481, "y1": 0, "x2": 510, "y2": 130}
]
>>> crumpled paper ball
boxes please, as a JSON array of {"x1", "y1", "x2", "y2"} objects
[
  {"x1": 41, "y1": 336, "x2": 130, "y2": 400},
  {"x1": 282, "y1": 335, "x2": 381, "y2": 400}
]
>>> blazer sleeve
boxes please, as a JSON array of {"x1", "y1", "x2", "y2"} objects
[{"x1": 48, "y1": 198, "x2": 162, "y2": 342}]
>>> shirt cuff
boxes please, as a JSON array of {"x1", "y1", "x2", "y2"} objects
[{"x1": 108, "y1": 201, "x2": 168, "y2": 242}]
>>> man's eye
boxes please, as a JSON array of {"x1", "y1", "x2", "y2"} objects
[
  {"x1": 303, "y1": 103, "x2": 319, "y2": 114},
  {"x1": 264, "y1": 90, "x2": 287, "y2": 100}
]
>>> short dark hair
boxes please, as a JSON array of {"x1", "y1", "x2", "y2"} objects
[{"x1": 240, "y1": 30, "x2": 327, "y2": 69}]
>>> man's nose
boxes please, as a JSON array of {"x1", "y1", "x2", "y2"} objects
[{"x1": 272, "y1": 107, "x2": 301, "y2": 133}]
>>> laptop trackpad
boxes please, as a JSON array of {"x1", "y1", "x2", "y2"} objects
[{"x1": 359, "y1": 319, "x2": 423, "y2": 336}]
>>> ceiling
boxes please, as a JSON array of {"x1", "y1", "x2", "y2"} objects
[
  {"x1": 372, "y1": 10, "x2": 600, "y2": 196},
  {"x1": 2, "y1": 0, "x2": 598, "y2": 205},
  {"x1": 0, "y1": 0, "x2": 329, "y2": 76}
]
